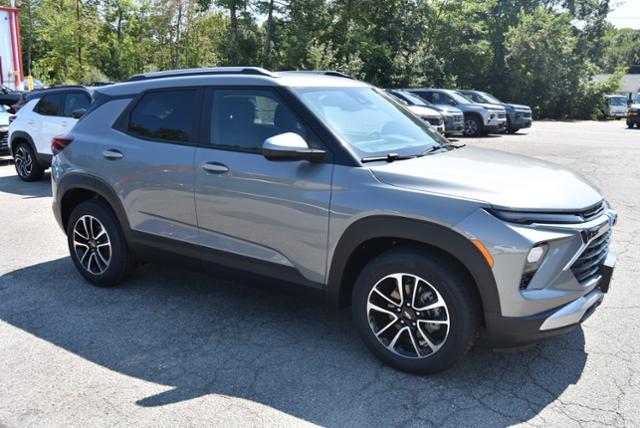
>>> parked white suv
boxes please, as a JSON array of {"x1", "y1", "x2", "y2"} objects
[{"x1": 8, "y1": 86, "x2": 92, "y2": 181}]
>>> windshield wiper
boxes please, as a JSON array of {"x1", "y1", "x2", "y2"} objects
[
  {"x1": 420, "y1": 142, "x2": 466, "y2": 155},
  {"x1": 361, "y1": 143, "x2": 466, "y2": 164},
  {"x1": 361, "y1": 153, "x2": 419, "y2": 163}
]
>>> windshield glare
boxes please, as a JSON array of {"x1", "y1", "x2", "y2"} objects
[
  {"x1": 609, "y1": 97, "x2": 626, "y2": 106},
  {"x1": 479, "y1": 91, "x2": 502, "y2": 104},
  {"x1": 398, "y1": 91, "x2": 429, "y2": 107},
  {"x1": 449, "y1": 91, "x2": 473, "y2": 104},
  {"x1": 294, "y1": 87, "x2": 445, "y2": 157}
]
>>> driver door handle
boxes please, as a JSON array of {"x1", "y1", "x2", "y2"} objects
[{"x1": 201, "y1": 162, "x2": 229, "y2": 174}]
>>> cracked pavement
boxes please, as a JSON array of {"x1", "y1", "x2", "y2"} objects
[{"x1": 0, "y1": 120, "x2": 638, "y2": 427}]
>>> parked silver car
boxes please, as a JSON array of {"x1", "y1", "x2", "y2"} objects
[
  {"x1": 407, "y1": 88, "x2": 507, "y2": 137},
  {"x1": 52, "y1": 67, "x2": 617, "y2": 374},
  {"x1": 386, "y1": 89, "x2": 464, "y2": 136}
]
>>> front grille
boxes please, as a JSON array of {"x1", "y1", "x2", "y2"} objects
[
  {"x1": 523, "y1": 111, "x2": 532, "y2": 118},
  {"x1": 0, "y1": 131, "x2": 8, "y2": 152},
  {"x1": 571, "y1": 229, "x2": 611, "y2": 284},
  {"x1": 580, "y1": 201, "x2": 605, "y2": 222},
  {"x1": 425, "y1": 117, "x2": 442, "y2": 127},
  {"x1": 453, "y1": 114, "x2": 464, "y2": 123},
  {"x1": 498, "y1": 112, "x2": 506, "y2": 119}
]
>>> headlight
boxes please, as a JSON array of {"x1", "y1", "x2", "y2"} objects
[
  {"x1": 489, "y1": 209, "x2": 584, "y2": 224},
  {"x1": 0, "y1": 126, "x2": 8, "y2": 132}
]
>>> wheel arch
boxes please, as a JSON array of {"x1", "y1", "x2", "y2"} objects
[
  {"x1": 9, "y1": 131, "x2": 36, "y2": 157},
  {"x1": 57, "y1": 174, "x2": 131, "y2": 235},
  {"x1": 326, "y1": 216, "x2": 500, "y2": 318}
]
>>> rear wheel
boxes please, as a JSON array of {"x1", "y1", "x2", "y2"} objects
[
  {"x1": 352, "y1": 247, "x2": 480, "y2": 374},
  {"x1": 14, "y1": 142, "x2": 44, "y2": 181},
  {"x1": 67, "y1": 199, "x2": 136, "y2": 287},
  {"x1": 463, "y1": 116, "x2": 482, "y2": 137}
]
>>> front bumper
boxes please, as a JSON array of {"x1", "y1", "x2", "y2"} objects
[
  {"x1": 457, "y1": 207, "x2": 617, "y2": 348},
  {"x1": 444, "y1": 116, "x2": 465, "y2": 135},
  {"x1": 484, "y1": 115, "x2": 507, "y2": 132},
  {"x1": 511, "y1": 114, "x2": 532, "y2": 129},
  {"x1": 627, "y1": 114, "x2": 640, "y2": 125}
]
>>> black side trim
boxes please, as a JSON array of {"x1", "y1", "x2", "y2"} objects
[
  {"x1": 130, "y1": 231, "x2": 324, "y2": 292},
  {"x1": 326, "y1": 216, "x2": 501, "y2": 315},
  {"x1": 9, "y1": 131, "x2": 35, "y2": 158}
]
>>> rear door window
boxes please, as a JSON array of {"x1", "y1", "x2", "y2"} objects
[
  {"x1": 35, "y1": 94, "x2": 64, "y2": 116},
  {"x1": 128, "y1": 89, "x2": 198, "y2": 143},
  {"x1": 63, "y1": 93, "x2": 91, "y2": 117}
]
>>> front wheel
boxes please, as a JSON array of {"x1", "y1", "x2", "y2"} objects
[
  {"x1": 14, "y1": 142, "x2": 44, "y2": 181},
  {"x1": 67, "y1": 200, "x2": 136, "y2": 287},
  {"x1": 463, "y1": 116, "x2": 482, "y2": 137},
  {"x1": 352, "y1": 247, "x2": 480, "y2": 374}
]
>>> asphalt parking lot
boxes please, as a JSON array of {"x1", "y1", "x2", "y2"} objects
[{"x1": 0, "y1": 120, "x2": 638, "y2": 427}]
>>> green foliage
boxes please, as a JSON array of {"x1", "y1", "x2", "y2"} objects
[{"x1": 12, "y1": 0, "x2": 630, "y2": 119}]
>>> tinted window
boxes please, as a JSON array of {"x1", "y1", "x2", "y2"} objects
[
  {"x1": 211, "y1": 89, "x2": 306, "y2": 153},
  {"x1": 129, "y1": 90, "x2": 196, "y2": 143},
  {"x1": 63, "y1": 93, "x2": 91, "y2": 117},
  {"x1": 413, "y1": 91, "x2": 433, "y2": 103},
  {"x1": 35, "y1": 94, "x2": 64, "y2": 116}
]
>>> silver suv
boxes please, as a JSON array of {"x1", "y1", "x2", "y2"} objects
[{"x1": 51, "y1": 67, "x2": 617, "y2": 374}]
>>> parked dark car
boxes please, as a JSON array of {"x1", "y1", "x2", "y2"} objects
[
  {"x1": 459, "y1": 90, "x2": 532, "y2": 134},
  {"x1": 406, "y1": 88, "x2": 507, "y2": 137},
  {"x1": 628, "y1": 103, "x2": 640, "y2": 129}
]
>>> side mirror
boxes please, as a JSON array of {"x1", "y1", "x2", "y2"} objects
[
  {"x1": 71, "y1": 108, "x2": 87, "y2": 119},
  {"x1": 262, "y1": 132, "x2": 326, "y2": 162},
  {"x1": 447, "y1": 99, "x2": 457, "y2": 106}
]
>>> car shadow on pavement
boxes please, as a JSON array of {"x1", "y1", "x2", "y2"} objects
[
  {"x1": 0, "y1": 173, "x2": 51, "y2": 199},
  {"x1": 0, "y1": 258, "x2": 587, "y2": 426}
]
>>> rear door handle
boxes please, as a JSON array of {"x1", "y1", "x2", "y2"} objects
[
  {"x1": 103, "y1": 149, "x2": 123, "y2": 160},
  {"x1": 201, "y1": 162, "x2": 229, "y2": 174}
]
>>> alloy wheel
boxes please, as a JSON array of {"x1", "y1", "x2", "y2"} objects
[
  {"x1": 464, "y1": 119, "x2": 478, "y2": 136},
  {"x1": 367, "y1": 273, "x2": 450, "y2": 359},
  {"x1": 72, "y1": 215, "x2": 112, "y2": 275},
  {"x1": 14, "y1": 146, "x2": 33, "y2": 178}
]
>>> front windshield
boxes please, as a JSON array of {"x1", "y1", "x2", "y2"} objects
[
  {"x1": 479, "y1": 91, "x2": 502, "y2": 104},
  {"x1": 294, "y1": 87, "x2": 446, "y2": 157},
  {"x1": 609, "y1": 97, "x2": 626, "y2": 106},
  {"x1": 449, "y1": 91, "x2": 474, "y2": 104},
  {"x1": 398, "y1": 91, "x2": 430, "y2": 107}
]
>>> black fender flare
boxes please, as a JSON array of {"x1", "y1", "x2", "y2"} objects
[
  {"x1": 56, "y1": 173, "x2": 131, "y2": 236},
  {"x1": 326, "y1": 216, "x2": 501, "y2": 315},
  {"x1": 9, "y1": 131, "x2": 36, "y2": 156}
]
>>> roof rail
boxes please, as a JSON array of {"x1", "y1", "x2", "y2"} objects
[
  {"x1": 127, "y1": 67, "x2": 275, "y2": 82},
  {"x1": 279, "y1": 70, "x2": 354, "y2": 79}
]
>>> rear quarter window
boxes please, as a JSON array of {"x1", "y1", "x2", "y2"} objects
[
  {"x1": 128, "y1": 90, "x2": 197, "y2": 143},
  {"x1": 35, "y1": 94, "x2": 64, "y2": 116}
]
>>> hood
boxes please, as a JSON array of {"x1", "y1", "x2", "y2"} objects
[
  {"x1": 430, "y1": 105, "x2": 463, "y2": 116},
  {"x1": 628, "y1": 103, "x2": 640, "y2": 110},
  {"x1": 368, "y1": 146, "x2": 602, "y2": 211},
  {"x1": 407, "y1": 105, "x2": 441, "y2": 118},
  {"x1": 505, "y1": 103, "x2": 531, "y2": 112},
  {"x1": 477, "y1": 103, "x2": 506, "y2": 112},
  {"x1": 0, "y1": 112, "x2": 9, "y2": 127}
]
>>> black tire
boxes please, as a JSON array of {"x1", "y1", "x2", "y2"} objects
[
  {"x1": 13, "y1": 141, "x2": 44, "y2": 182},
  {"x1": 66, "y1": 199, "x2": 136, "y2": 287},
  {"x1": 463, "y1": 115, "x2": 482, "y2": 137},
  {"x1": 352, "y1": 247, "x2": 480, "y2": 374}
]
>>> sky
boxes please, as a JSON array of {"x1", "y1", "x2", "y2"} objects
[{"x1": 607, "y1": 0, "x2": 640, "y2": 29}]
